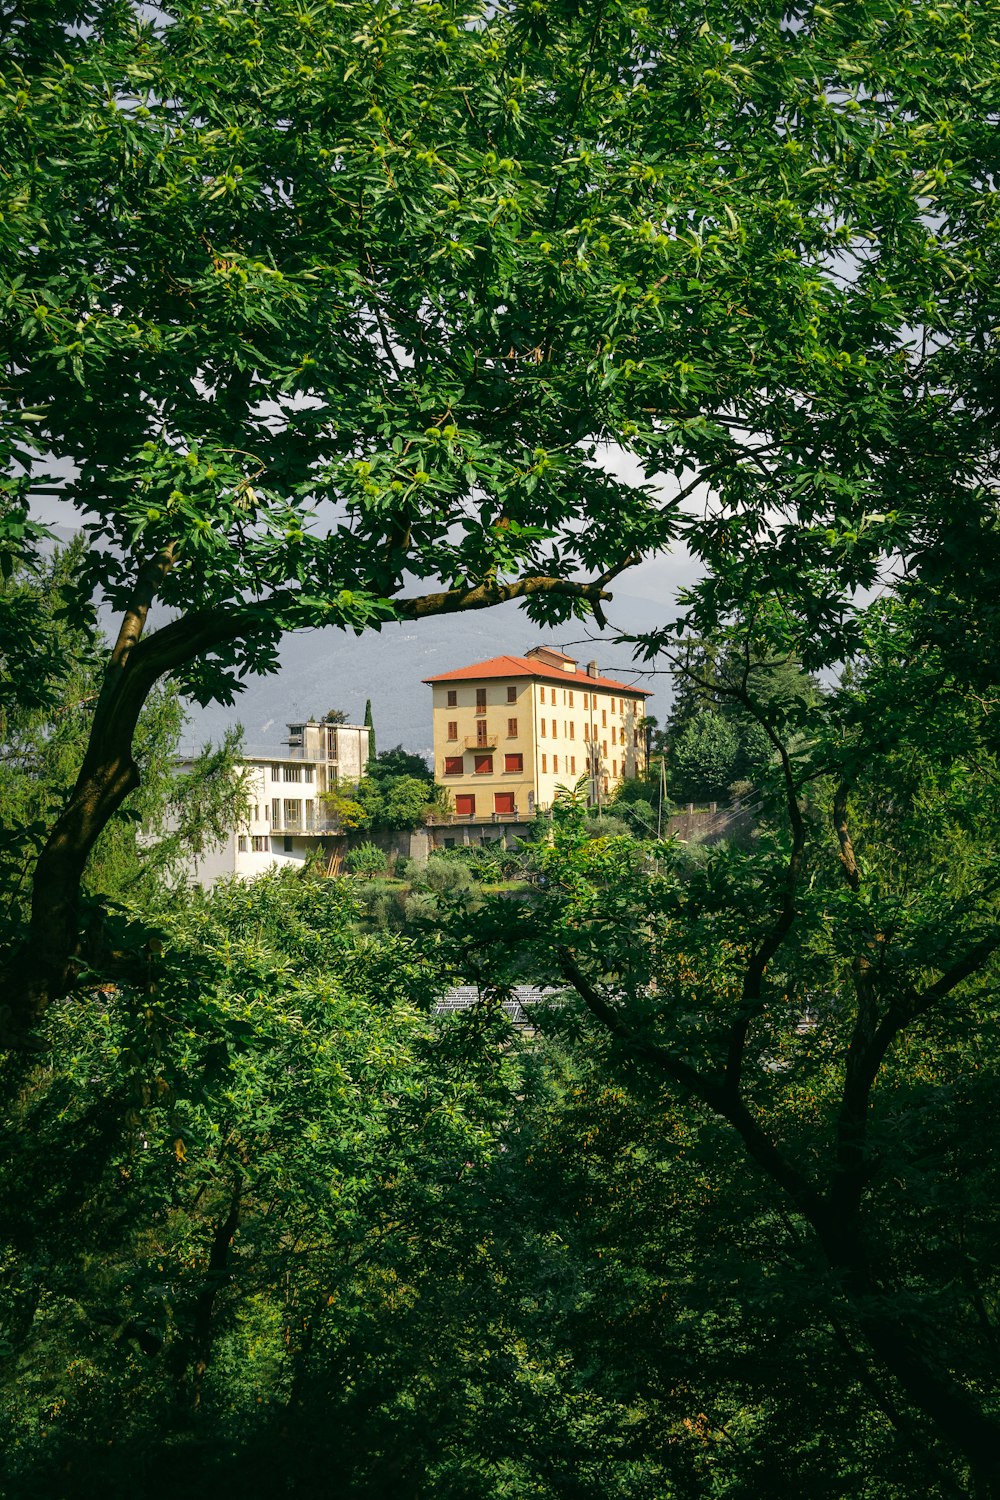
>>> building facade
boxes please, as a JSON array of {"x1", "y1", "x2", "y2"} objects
[
  {"x1": 180, "y1": 718, "x2": 370, "y2": 886},
  {"x1": 424, "y1": 646, "x2": 649, "y2": 819}
]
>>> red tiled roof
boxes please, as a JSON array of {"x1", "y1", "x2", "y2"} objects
[{"x1": 423, "y1": 654, "x2": 651, "y2": 696}]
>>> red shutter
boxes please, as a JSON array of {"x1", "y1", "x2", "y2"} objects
[
  {"x1": 474, "y1": 754, "x2": 493, "y2": 775},
  {"x1": 444, "y1": 756, "x2": 464, "y2": 776},
  {"x1": 455, "y1": 794, "x2": 476, "y2": 816},
  {"x1": 504, "y1": 753, "x2": 523, "y2": 773},
  {"x1": 494, "y1": 793, "x2": 515, "y2": 815}
]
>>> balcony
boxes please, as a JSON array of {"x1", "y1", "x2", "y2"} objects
[
  {"x1": 426, "y1": 810, "x2": 531, "y2": 825},
  {"x1": 464, "y1": 732, "x2": 498, "y2": 750},
  {"x1": 267, "y1": 816, "x2": 349, "y2": 836}
]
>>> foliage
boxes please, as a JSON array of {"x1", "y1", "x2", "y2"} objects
[
  {"x1": 343, "y1": 842, "x2": 386, "y2": 880},
  {"x1": 353, "y1": 749, "x2": 440, "y2": 831},
  {"x1": 354, "y1": 774, "x2": 431, "y2": 833},
  {"x1": 320, "y1": 785, "x2": 367, "y2": 831},
  {"x1": 667, "y1": 708, "x2": 739, "y2": 803},
  {"x1": 444, "y1": 586, "x2": 1000, "y2": 1492},
  {"x1": 8, "y1": 0, "x2": 1000, "y2": 1023},
  {"x1": 584, "y1": 811, "x2": 633, "y2": 839},
  {"x1": 664, "y1": 652, "x2": 818, "y2": 803},
  {"x1": 4, "y1": 0, "x2": 1000, "y2": 1490},
  {"x1": 365, "y1": 746, "x2": 432, "y2": 783},
  {"x1": 1, "y1": 0, "x2": 674, "y2": 1019},
  {"x1": 0, "y1": 870, "x2": 548, "y2": 1497},
  {"x1": 434, "y1": 839, "x2": 531, "y2": 884}
]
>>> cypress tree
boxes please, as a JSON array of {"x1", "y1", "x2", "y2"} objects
[{"x1": 364, "y1": 698, "x2": 376, "y2": 765}]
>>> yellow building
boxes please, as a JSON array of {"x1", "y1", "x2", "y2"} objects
[{"x1": 424, "y1": 646, "x2": 650, "y2": 820}]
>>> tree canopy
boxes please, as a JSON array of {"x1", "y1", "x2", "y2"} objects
[{"x1": 5, "y1": 0, "x2": 1000, "y2": 1030}]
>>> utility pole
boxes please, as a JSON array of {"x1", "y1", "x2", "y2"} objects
[{"x1": 657, "y1": 756, "x2": 667, "y2": 840}]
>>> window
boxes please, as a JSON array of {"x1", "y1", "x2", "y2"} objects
[
  {"x1": 539, "y1": 685, "x2": 546, "y2": 704},
  {"x1": 553, "y1": 755, "x2": 559, "y2": 773},
  {"x1": 271, "y1": 763, "x2": 281, "y2": 780},
  {"x1": 551, "y1": 719, "x2": 557, "y2": 738},
  {"x1": 586, "y1": 757, "x2": 591, "y2": 771},
  {"x1": 447, "y1": 689, "x2": 458, "y2": 707},
  {"x1": 541, "y1": 754, "x2": 547, "y2": 773},
  {"x1": 583, "y1": 723, "x2": 590, "y2": 741},
  {"x1": 613, "y1": 760, "x2": 618, "y2": 776},
  {"x1": 283, "y1": 799, "x2": 302, "y2": 828},
  {"x1": 252, "y1": 835, "x2": 267, "y2": 852},
  {"x1": 474, "y1": 754, "x2": 493, "y2": 775},
  {"x1": 447, "y1": 720, "x2": 458, "y2": 740},
  {"x1": 634, "y1": 729, "x2": 640, "y2": 746},
  {"x1": 283, "y1": 765, "x2": 302, "y2": 782},
  {"x1": 570, "y1": 756, "x2": 576, "y2": 774},
  {"x1": 327, "y1": 728, "x2": 338, "y2": 759},
  {"x1": 569, "y1": 722, "x2": 575, "y2": 739},
  {"x1": 507, "y1": 685, "x2": 517, "y2": 703},
  {"x1": 602, "y1": 709, "x2": 607, "y2": 727},
  {"x1": 238, "y1": 835, "x2": 248, "y2": 852},
  {"x1": 444, "y1": 756, "x2": 464, "y2": 776},
  {"x1": 504, "y1": 753, "x2": 523, "y2": 773},
  {"x1": 475, "y1": 688, "x2": 487, "y2": 713},
  {"x1": 272, "y1": 798, "x2": 280, "y2": 825},
  {"x1": 476, "y1": 719, "x2": 490, "y2": 747},
  {"x1": 568, "y1": 691, "x2": 574, "y2": 706},
  {"x1": 540, "y1": 720, "x2": 546, "y2": 737},
  {"x1": 494, "y1": 792, "x2": 515, "y2": 815},
  {"x1": 443, "y1": 837, "x2": 456, "y2": 848},
  {"x1": 456, "y1": 794, "x2": 476, "y2": 816},
  {"x1": 582, "y1": 693, "x2": 589, "y2": 709},
  {"x1": 612, "y1": 726, "x2": 617, "y2": 745},
  {"x1": 304, "y1": 766, "x2": 314, "y2": 782},
  {"x1": 507, "y1": 717, "x2": 518, "y2": 737},
  {"x1": 283, "y1": 836, "x2": 293, "y2": 852},
  {"x1": 603, "y1": 741, "x2": 608, "y2": 757}
]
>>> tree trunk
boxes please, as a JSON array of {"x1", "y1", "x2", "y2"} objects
[{"x1": 0, "y1": 612, "x2": 155, "y2": 1040}]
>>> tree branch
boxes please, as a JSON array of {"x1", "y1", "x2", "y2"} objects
[
  {"x1": 833, "y1": 778, "x2": 861, "y2": 891},
  {"x1": 558, "y1": 948, "x2": 824, "y2": 1223}
]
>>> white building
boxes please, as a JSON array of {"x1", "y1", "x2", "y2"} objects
[{"x1": 181, "y1": 718, "x2": 370, "y2": 886}]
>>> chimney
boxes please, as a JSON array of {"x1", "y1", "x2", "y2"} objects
[{"x1": 587, "y1": 660, "x2": 600, "y2": 679}]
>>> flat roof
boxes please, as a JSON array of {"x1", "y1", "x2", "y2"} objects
[{"x1": 423, "y1": 654, "x2": 650, "y2": 696}]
